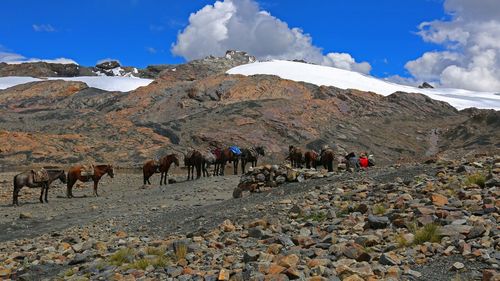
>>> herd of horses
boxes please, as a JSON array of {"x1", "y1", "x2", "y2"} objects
[
  {"x1": 10, "y1": 144, "x2": 343, "y2": 206},
  {"x1": 142, "y1": 146, "x2": 266, "y2": 185}
]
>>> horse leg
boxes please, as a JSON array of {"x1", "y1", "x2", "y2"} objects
[
  {"x1": 241, "y1": 159, "x2": 246, "y2": 174},
  {"x1": 39, "y1": 185, "x2": 44, "y2": 203},
  {"x1": 160, "y1": 172, "x2": 164, "y2": 185},
  {"x1": 196, "y1": 162, "x2": 201, "y2": 179},
  {"x1": 233, "y1": 159, "x2": 238, "y2": 175},
  {"x1": 93, "y1": 181, "x2": 99, "y2": 197},
  {"x1": 44, "y1": 184, "x2": 49, "y2": 203},
  {"x1": 13, "y1": 186, "x2": 20, "y2": 206},
  {"x1": 67, "y1": 178, "x2": 76, "y2": 198}
]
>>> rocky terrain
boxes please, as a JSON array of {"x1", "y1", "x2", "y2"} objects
[
  {"x1": 0, "y1": 51, "x2": 499, "y2": 280},
  {"x1": 1, "y1": 51, "x2": 498, "y2": 170},
  {"x1": 0, "y1": 50, "x2": 257, "y2": 80},
  {"x1": 0, "y1": 154, "x2": 498, "y2": 280}
]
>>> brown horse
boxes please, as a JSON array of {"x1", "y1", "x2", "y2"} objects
[
  {"x1": 13, "y1": 169, "x2": 66, "y2": 206},
  {"x1": 201, "y1": 151, "x2": 216, "y2": 177},
  {"x1": 304, "y1": 150, "x2": 320, "y2": 169},
  {"x1": 211, "y1": 148, "x2": 224, "y2": 176},
  {"x1": 220, "y1": 148, "x2": 240, "y2": 176},
  {"x1": 240, "y1": 146, "x2": 265, "y2": 173},
  {"x1": 143, "y1": 160, "x2": 160, "y2": 185},
  {"x1": 159, "y1": 154, "x2": 180, "y2": 185},
  {"x1": 321, "y1": 149, "x2": 336, "y2": 172},
  {"x1": 184, "y1": 150, "x2": 203, "y2": 180},
  {"x1": 66, "y1": 164, "x2": 114, "y2": 198},
  {"x1": 288, "y1": 145, "x2": 304, "y2": 168}
]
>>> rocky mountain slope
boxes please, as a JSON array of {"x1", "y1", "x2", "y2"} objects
[
  {"x1": 0, "y1": 51, "x2": 498, "y2": 169},
  {"x1": 0, "y1": 50, "x2": 256, "y2": 80}
]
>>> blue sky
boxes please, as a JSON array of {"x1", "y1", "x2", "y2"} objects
[{"x1": 0, "y1": 0, "x2": 472, "y2": 80}]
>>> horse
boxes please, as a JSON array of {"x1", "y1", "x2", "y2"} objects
[
  {"x1": 143, "y1": 160, "x2": 160, "y2": 185},
  {"x1": 12, "y1": 169, "x2": 67, "y2": 206},
  {"x1": 201, "y1": 151, "x2": 216, "y2": 177},
  {"x1": 184, "y1": 150, "x2": 203, "y2": 180},
  {"x1": 159, "y1": 154, "x2": 180, "y2": 185},
  {"x1": 240, "y1": 146, "x2": 265, "y2": 173},
  {"x1": 304, "y1": 150, "x2": 320, "y2": 169},
  {"x1": 321, "y1": 148, "x2": 336, "y2": 172},
  {"x1": 220, "y1": 148, "x2": 240, "y2": 176},
  {"x1": 66, "y1": 164, "x2": 114, "y2": 198},
  {"x1": 288, "y1": 145, "x2": 304, "y2": 168}
]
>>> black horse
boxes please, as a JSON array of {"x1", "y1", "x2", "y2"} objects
[
  {"x1": 240, "y1": 146, "x2": 266, "y2": 173},
  {"x1": 13, "y1": 169, "x2": 67, "y2": 206}
]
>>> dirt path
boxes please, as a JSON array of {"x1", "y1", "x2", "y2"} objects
[
  {"x1": 0, "y1": 164, "x2": 432, "y2": 243},
  {"x1": 0, "y1": 171, "x2": 239, "y2": 242}
]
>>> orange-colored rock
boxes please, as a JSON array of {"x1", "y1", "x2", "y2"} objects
[
  {"x1": 267, "y1": 264, "x2": 286, "y2": 275},
  {"x1": 218, "y1": 269, "x2": 230, "y2": 280},
  {"x1": 278, "y1": 254, "x2": 299, "y2": 268},
  {"x1": 431, "y1": 193, "x2": 448, "y2": 206}
]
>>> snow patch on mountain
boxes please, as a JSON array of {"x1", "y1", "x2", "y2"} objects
[
  {"x1": 0, "y1": 76, "x2": 153, "y2": 92},
  {"x1": 227, "y1": 60, "x2": 500, "y2": 110}
]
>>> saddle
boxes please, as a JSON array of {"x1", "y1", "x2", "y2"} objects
[
  {"x1": 212, "y1": 148, "x2": 222, "y2": 159},
  {"x1": 185, "y1": 150, "x2": 195, "y2": 160},
  {"x1": 81, "y1": 164, "x2": 95, "y2": 177},
  {"x1": 230, "y1": 146, "x2": 242, "y2": 156},
  {"x1": 247, "y1": 147, "x2": 258, "y2": 158},
  {"x1": 32, "y1": 168, "x2": 49, "y2": 183}
]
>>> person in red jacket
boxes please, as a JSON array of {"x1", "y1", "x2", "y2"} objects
[{"x1": 359, "y1": 152, "x2": 369, "y2": 168}]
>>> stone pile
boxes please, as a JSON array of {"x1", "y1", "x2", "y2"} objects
[{"x1": 233, "y1": 164, "x2": 332, "y2": 198}]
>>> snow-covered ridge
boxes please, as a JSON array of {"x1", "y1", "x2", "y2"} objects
[
  {"x1": 0, "y1": 76, "x2": 153, "y2": 92},
  {"x1": 227, "y1": 60, "x2": 500, "y2": 110}
]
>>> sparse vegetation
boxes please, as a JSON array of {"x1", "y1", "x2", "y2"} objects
[
  {"x1": 413, "y1": 224, "x2": 442, "y2": 245},
  {"x1": 301, "y1": 211, "x2": 327, "y2": 222},
  {"x1": 465, "y1": 173, "x2": 486, "y2": 188},
  {"x1": 146, "y1": 246, "x2": 165, "y2": 256},
  {"x1": 174, "y1": 242, "x2": 188, "y2": 261},
  {"x1": 109, "y1": 248, "x2": 135, "y2": 266},
  {"x1": 131, "y1": 258, "x2": 150, "y2": 270},
  {"x1": 396, "y1": 233, "x2": 410, "y2": 248},
  {"x1": 372, "y1": 204, "x2": 387, "y2": 215}
]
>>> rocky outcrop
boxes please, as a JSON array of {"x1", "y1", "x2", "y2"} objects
[
  {"x1": 0, "y1": 52, "x2": 498, "y2": 168},
  {"x1": 0, "y1": 62, "x2": 94, "y2": 77}
]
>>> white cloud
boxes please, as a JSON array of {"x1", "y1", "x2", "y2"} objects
[
  {"x1": 146, "y1": 47, "x2": 157, "y2": 54},
  {"x1": 32, "y1": 24, "x2": 56, "y2": 32},
  {"x1": 406, "y1": 0, "x2": 500, "y2": 92},
  {"x1": 0, "y1": 51, "x2": 26, "y2": 63},
  {"x1": 0, "y1": 46, "x2": 77, "y2": 64},
  {"x1": 172, "y1": 0, "x2": 371, "y2": 74}
]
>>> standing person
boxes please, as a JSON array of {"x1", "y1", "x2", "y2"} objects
[
  {"x1": 345, "y1": 152, "x2": 360, "y2": 172},
  {"x1": 359, "y1": 152, "x2": 369, "y2": 168}
]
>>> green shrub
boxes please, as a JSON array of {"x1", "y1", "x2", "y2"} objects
[
  {"x1": 109, "y1": 248, "x2": 135, "y2": 266},
  {"x1": 373, "y1": 204, "x2": 387, "y2": 215},
  {"x1": 465, "y1": 173, "x2": 486, "y2": 188},
  {"x1": 413, "y1": 224, "x2": 441, "y2": 245}
]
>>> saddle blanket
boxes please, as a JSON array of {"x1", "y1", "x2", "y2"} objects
[
  {"x1": 81, "y1": 164, "x2": 94, "y2": 176},
  {"x1": 32, "y1": 168, "x2": 49, "y2": 183},
  {"x1": 230, "y1": 146, "x2": 242, "y2": 155}
]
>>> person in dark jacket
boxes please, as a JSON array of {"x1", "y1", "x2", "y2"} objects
[{"x1": 345, "y1": 152, "x2": 360, "y2": 172}]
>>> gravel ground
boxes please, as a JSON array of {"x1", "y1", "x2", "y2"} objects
[{"x1": 0, "y1": 164, "x2": 494, "y2": 280}]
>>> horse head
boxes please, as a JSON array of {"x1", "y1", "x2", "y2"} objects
[
  {"x1": 256, "y1": 146, "x2": 266, "y2": 156},
  {"x1": 107, "y1": 165, "x2": 115, "y2": 178},
  {"x1": 289, "y1": 145, "x2": 295, "y2": 152},
  {"x1": 172, "y1": 154, "x2": 180, "y2": 167},
  {"x1": 58, "y1": 170, "x2": 67, "y2": 184}
]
